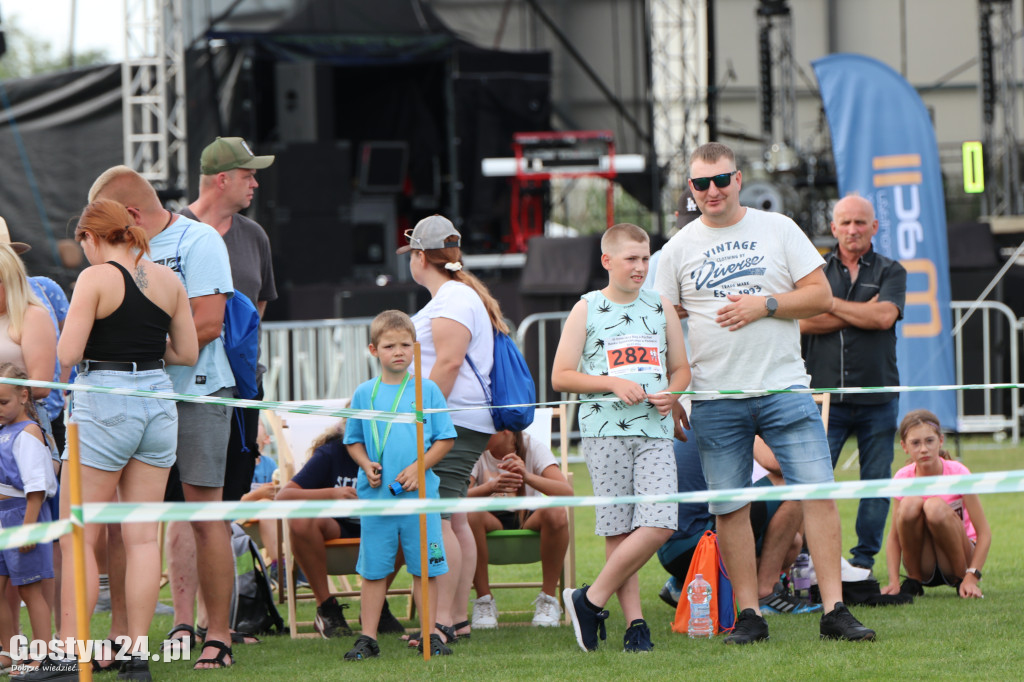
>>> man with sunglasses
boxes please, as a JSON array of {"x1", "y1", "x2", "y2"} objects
[
  {"x1": 654, "y1": 142, "x2": 875, "y2": 645},
  {"x1": 800, "y1": 195, "x2": 906, "y2": 574}
]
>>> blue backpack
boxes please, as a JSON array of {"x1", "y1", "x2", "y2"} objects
[
  {"x1": 176, "y1": 224, "x2": 261, "y2": 400},
  {"x1": 467, "y1": 329, "x2": 536, "y2": 432},
  {"x1": 221, "y1": 289, "x2": 261, "y2": 400}
]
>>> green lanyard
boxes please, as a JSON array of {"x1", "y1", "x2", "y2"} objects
[{"x1": 369, "y1": 373, "x2": 411, "y2": 463}]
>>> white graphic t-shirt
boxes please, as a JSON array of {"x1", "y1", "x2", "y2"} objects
[{"x1": 654, "y1": 208, "x2": 824, "y2": 398}]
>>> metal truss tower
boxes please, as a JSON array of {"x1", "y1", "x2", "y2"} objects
[
  {"x1": 122, "y1": 0, "x2": 189, "y2": 200},
  {"x1": 648, "y1": 0, "x2": 707, "y2": 217},
  {"x1": 978, "y1": 0, "x2": 1022, "y2": 216},
  {"x1": 757, "y1": 0, "x2": 797, "y2": 154}
]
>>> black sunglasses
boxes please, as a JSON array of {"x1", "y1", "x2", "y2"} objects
[{"x1": 690, "y1": 171, "x2": 738, "y2": 191}]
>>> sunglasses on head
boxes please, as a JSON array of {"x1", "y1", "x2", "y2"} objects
[{"x1": 690, "y1": 170, "x2": 738, "y2": 192}]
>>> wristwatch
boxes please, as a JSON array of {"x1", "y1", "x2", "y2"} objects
[
  {"x1": 966, "y1": 567, "x2": 982, "y2": 580},
  {"x1": 765, "y1": 295, "x2": 779, "y2": 318}
]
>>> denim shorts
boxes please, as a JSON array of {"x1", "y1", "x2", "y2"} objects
[
  {"x1": 0, "y1": 498, "x2": 55, "y2": 585},
  {"x1": 64, "y1": 368, "x2": 177, "y2": 471},
  {"x1": 691, "y1": 390, "x2": 833, "y2": 515}
]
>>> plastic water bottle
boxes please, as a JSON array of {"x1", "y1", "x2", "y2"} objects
[
  {"x1": 687, "y1": 573, "x2": 713, "y2": 639},
  {"x1": 792, "y1": 552, "x2": 811, "y2": 598}
]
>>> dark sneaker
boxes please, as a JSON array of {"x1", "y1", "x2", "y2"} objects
[
  {"x1": 820, "y1": 602, "x2": 876, "y2": 641},
  {"x1": 344, "y1": 635, "x2": 380, "y2": 661},
  {"x1": 899, "y1": 577, "x2": 924, "y2": 597},
  {"x1": 623, "y1": 619, "x2": 653, "y2": 653},
  {"x1": 315, "y1": 596, "x2": 353, "y2": 638},
  {"x1": 563, "y1": 586, "x2": 609, "y2": 652},
  {"x1": 417, "y1": 633, "x2": 452, "y2": 656},
  {"x1": 117, "y1": 654, "x2": 151, "y2": 682},
  {"x1": 723, "y1": 608, "x2": 769, "y2": 645},
  {"x1": 377, "y1": 599, "x2": 406, "y2": 634},
  {"x1": 759, "y1": 589, "x2": 824, "y2": 615},
  {"x1": 659, "y1": 576, "x2": 681, "y2": 609}
]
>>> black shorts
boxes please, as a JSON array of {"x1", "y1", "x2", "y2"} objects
[
  {"x1": 492, "y1": 509, "x2": 533, "y2": 531},
  {"x1": 334, "y1": 518, "x2": 361, "y2": 539}
]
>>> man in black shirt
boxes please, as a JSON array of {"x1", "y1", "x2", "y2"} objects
[{"x1": 801, "y1": 195, "x2": 907, "y2": 571}]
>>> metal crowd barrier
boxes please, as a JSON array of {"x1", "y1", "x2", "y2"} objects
[{"x1": 258, "y1": 301, "x2": 1022, "y2": 444}]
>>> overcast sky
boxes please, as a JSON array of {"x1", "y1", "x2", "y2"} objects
[{"x1": 2, "y1": 0, "x2": 125, "y2": 61}]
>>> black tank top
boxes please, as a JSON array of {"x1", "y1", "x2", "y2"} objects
[{"x1": 83, "y1": 261, "x2": 172, "y2": 362}]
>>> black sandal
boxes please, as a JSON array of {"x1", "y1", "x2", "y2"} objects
[
  {"x1": 418, "y1": 633, "x2": 452, "y2": 656},
  {"x1": 452, "y1": 620, "x2": 471, "y2": 641},
  {"x1": 407, "y1": 623, "x2": 457, "y2": 648},
  {"x1": 90, "y1": 640, "x2": 121, "y2": 673},
  {"x1": 196, "y1": 626, "x2": 260, "y2": 645},
  {"x1": 193, "y1": 640, "x2": 233, "y2": 670},
  {"x1": 435, "y1": 623, "x2": 459, "y2": 645},
  {"x1": 162, "y1": 624, "x2": 197, "y2": 651},
  {"x1": 344, "y1": 635, "x2": 381, "y2": 661}
]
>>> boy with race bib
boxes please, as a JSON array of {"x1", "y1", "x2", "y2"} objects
[{"x1": 552, "y1": 223, "x2": 690, "y2": 653}]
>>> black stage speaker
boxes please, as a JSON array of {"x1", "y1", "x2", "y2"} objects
[{"x1": 258, "y1": 142, "x2": 352, "y2": 302}]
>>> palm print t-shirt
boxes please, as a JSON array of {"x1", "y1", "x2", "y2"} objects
[
  {"x1": 654, "y1": 208, "x2": 824, "y2": 398},
  {"x1": 578, "y1": 288, "x2": 671, "y2": 438}
]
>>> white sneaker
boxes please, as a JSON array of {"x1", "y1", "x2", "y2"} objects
[
  {"x1": 531, "y1": 591, "x2": 562, "y2": 627},
  {"x1": 471, "y1": 594, "x2": 499, "y2": 629}
]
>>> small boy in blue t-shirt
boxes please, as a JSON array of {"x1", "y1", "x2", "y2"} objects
[
  {"x1": 552, "y1": 223, "x2": 690, "y2": 653},
  {"x1": 343, "y1": 310, "x2": 456, "y2": 660}
]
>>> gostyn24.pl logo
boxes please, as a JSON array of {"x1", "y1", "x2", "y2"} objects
[{"x1": 9, "y1": 635, "x2": 191, "y2": 666}]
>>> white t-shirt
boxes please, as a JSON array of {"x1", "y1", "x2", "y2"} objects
[
  {"x1": 654, "y1": 208, "x2": 825, "y2": 398},
  {"x1": 412, "y1": 280, "x2": 496, "y2": 433},
  {"x1": 0, "y1": 431, "x2": 58, "y2": 498},
  {"x1": 471, "y1": 432, "x2": 558, "y2": 498}
]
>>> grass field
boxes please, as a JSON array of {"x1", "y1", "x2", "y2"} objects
[{"x1": 36, "y1": 439, "x2": 1024, "y2": 680}]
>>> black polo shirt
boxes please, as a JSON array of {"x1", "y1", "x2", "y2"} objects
[{"x1": 802, "y1": 246, "x2": 906, "y2": 405}]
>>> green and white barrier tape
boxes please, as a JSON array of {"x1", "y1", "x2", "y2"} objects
[
  {"x1": 0, "y1": 377, "x2": 414, "y2": 422},
  {"x1": 0, "y1": 518, "x2": 74, "y2": 551},
  {"x1": 3, "y1": 375, "x2": 1023, "y2": 420},
  {"x1": 5, "y1": 470, "x2": 1022, "y2": 551}
]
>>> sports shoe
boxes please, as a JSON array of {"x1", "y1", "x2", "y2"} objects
[
  {"x1": 623, "y1": 619, "x2": 653, "y2": 653},
  {"x1": 344, "y1": 635, "x2": 380, "y2": 661},
  {"x1": 819, "y1": 602, "x2": 876, "y2": 641},
  {"x1": 531, "y1": 592, "x2": 562, "y2": 627},
  {"x1": 377, "y1": 599, "x2": 406, "y2": 634},
  {"x1": 759, "y1": 589, "x2": 824, "y2": 615},
  {"x1": 722, "y1": 608, "x2": 769, "y2": 645},
  {"x1": 659, "y1": 576, "x2": 682, "y2": 609},
  {"x1": 899, "y1": 577, "x2": 924, "y2": 597},
  {"x1": 314, "y1": 596, "x2": 353, "y2": 638},
  {"x1": 562, "y1": 586, "x2": 609, "y2": 652},
  {"x1": 471, "y1": 594, "x2": 498, "y2": 629}
]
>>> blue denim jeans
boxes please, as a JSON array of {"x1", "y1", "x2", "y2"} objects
[
  {"x1": 690, "y1": 390, "x2": 833, "y2": 515},
  {"x1": 826, "y1": 399, "x2": 899, "y2": 568}
]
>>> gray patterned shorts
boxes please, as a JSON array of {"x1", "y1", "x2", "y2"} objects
[{"x1": 581, "y1": 436, "x2": 678, "y2": 536}]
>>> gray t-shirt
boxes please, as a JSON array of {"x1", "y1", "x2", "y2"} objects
[{"x1": 181, "y1": 208, "x2": 277, "y2": 306}]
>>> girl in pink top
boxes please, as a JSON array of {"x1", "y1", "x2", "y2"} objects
[{"x1": 881, "y1": 409, "x2": 991, "y2": 599}]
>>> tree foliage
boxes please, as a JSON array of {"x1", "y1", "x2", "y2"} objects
[{"x1": 0, "y1": 15, "x2": 110, "y2": 81}]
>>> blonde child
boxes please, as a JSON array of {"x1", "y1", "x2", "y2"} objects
[
  {"x1": 552, "y1": 223, "x2": 690, "y2": 652},
  {"x1": 343, "y1": 310, "x2": 456, "y2": 659},
  {"x1": 0, "y1": 363, "x2": 58, "y2": 672},
  {"x1": 881, "y1": 409, "x2": 991, "y2": 599}
]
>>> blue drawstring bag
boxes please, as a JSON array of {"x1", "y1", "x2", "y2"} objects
[{"x1": 467, "y1": 329, "x2": 536, "y2": 432}]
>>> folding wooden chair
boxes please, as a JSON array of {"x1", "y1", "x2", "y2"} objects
[
  {"x1": 266, "y1": 401, "x2": 414, "y2": 638},
  {"x1": 482, "y1": 405, "x2": 576, "y2": 623}
]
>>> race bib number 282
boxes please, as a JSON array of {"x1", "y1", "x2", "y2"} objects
[{"x1": 605, "y1": 334, "x2": 662, "y2": 377}]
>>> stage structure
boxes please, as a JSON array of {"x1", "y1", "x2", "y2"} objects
[
  {"x1": 978, "y1": 0, "x2": 1022, "y2": 217},
  {"x1": 122, "y1": 0, "x2": 189, "y2": 200},
  {"x1": 482, "y1": 131, "x2": 646, "y2": 251}
]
